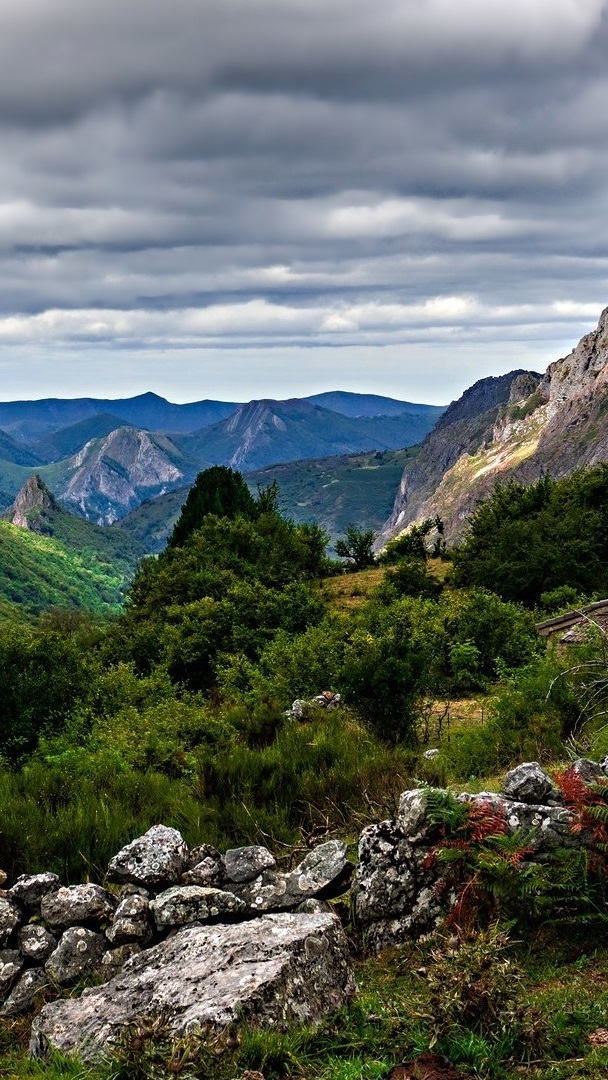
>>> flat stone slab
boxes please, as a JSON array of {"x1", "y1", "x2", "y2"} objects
[{"x1": 31, "y1": 911, "x2": 356, "y2": 1063}]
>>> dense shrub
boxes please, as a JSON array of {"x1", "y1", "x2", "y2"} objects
[{"x1": 452, "y1": 467, "x2": 608, "y2": 606}]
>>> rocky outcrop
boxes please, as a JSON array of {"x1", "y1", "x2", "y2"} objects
[
  {"x1": 2, "y1": 475, "x2": 56, "y2": 529},
  {"x1": 354, "y1": 759, "x2": 608, "y2": 951},
  {"x1": 380, "y1": 305, "x2": 608, "y2": 544},
  {"x1": 378, "y1": 370, "x2": 538, "y2": 545},
  {"x1": 31, "y1": 911, "x2": 356, "y2": 1062},
  {"x1": 58, "y1": 427, "x2": 189, "y2": 525}
]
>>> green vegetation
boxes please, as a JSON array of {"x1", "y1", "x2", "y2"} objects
[
  {"x1": 0, "y1": 522, "x2": 135, "y2": 614},
  {"x1": 246, "y1": 448, "x2": 418, "y2": 545},
  {"x1": 452, "y1": 466, "x2": 608, "y2": 606},
  {"x1": 4, "y1": 463, "x2": 608, "y2": 1077}
]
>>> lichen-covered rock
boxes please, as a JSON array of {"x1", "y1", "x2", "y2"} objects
[
  {"x1": 502, "y1": 762, "x2": 555, "y2": 804},
  {"x1": 397, "y1": 789, "x2": 434, "y2": 842},
  {"x1": 106, "y1": 825, "x2": 188, "y2": 888},
  {"x1": 223, "y1": 845, "x2": 276, "y2": 884},
  {"x1": 0, "y1": 967, "x2": 47, "y2": 1017},
  {"x1": 100, "y1": 943, "x2": 142, "y2": 977},
  {"x1": 40, "y1": 884, "x2": 116, "y2": 930},
  {"x1": 0, "y1": 949, "x2": 23, "y2": 997},
  {"x1": 106, "y1": 893, "x2": 151, "y2": 946},
  {"x1": 182, "y1": 857, "x2": 225, "y2": 887},
  {"x1": 571, "y1": 758, "x2": 607, "y2": 783},
  {"x1": 0, "y1": 898, "x2": 20, "y2": 943},
  {"x1": 7, "y1": 872, "x2": 60, "y2": 909},
  {"x1": 45, "y1": 927, "x2": 106, "y2": 986},
  {"x1": 353, "y1": 821, "x2": 419, "y2": 924},
  {"x1": 460, "y1": 793, "x2": 578, "y2": 852},
  {"x1": 150, "y1": 886, "x2": 245, "y2": 930},
  {"x1": 234, "y1": 840, "x2": 352, "y2": 914},
  {"x1": 293, "y1": 840, "x2": 352, "y2": 898},
  {"x1": 31, "y1": 911, "x2": 356, "y2": 1062},
  {"x1": 18, "y1": 925, "x2": 57, "y2": 963}
]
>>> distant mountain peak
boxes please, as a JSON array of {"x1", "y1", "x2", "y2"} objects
[{"x1": 3, "y1": 474, "x2": 57, "y2": 529}]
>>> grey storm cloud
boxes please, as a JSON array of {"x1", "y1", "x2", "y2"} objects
[{"x1": 0, "y1": 0, "x2": 607, "y2": 401}]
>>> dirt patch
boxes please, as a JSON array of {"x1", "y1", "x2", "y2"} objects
[{"x1": 386, "y1": 1052, "x2": 473, "y2": 1080}]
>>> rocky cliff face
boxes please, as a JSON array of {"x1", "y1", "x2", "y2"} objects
[
  {"x1": 377, "y1": 369, "x2": 539, "y2": 545},
  {"x1": 2, "y1": 474, "x2": 56, "y2": 529},
  {"x1": 380, "y1": 305, "x2": 608, "y2": 543},
  {"x1": 58, "y1": 427, "x2": 189, "y2": 525}
]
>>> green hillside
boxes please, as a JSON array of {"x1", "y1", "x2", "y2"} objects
[
  {"x1": 247, "y1": 446, "x2": 418, "y2": 543},
  {"x1": 117, "y1": 447, "x2": 419, "y2": 553},
  {"x1": 0, "y1": 521, "x2": 136, "y2": 614}
]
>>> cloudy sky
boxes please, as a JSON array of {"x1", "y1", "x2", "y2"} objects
[{"x1": 0, "y1": 0, "x2": 607, "y2": 404}]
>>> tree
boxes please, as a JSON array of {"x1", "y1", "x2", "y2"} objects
[
  {"x1": 379, "y1": 517, "x2": 445, "y2": 564},
  {"x1": 335, "y1": 525, "x2": 376, "y2": 570},
  {"x1": 168, "y1": 466, "x2": 257, "y2": 548}
]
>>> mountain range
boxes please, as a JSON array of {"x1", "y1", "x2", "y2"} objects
[{"x1": 0, "y1": 392, "x2": 444, "y2": 524}]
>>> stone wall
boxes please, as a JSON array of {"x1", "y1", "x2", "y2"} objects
[{"x1": 1, "y1": 757, "x2": 607, "y2": 1061}]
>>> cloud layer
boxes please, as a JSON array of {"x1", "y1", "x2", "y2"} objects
[{"x1": 0, "y1": 0, "x2": 607, "y2": 402}]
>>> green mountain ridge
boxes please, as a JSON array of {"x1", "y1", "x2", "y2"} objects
[{"x1": 0, "y1": 475, "x2": 144, "y2": 614}]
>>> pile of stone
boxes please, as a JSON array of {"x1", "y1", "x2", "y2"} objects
[
  {"x1": 2, "y1": 757, "x2": 607, "y2": 1063},
  {"x1": 353, "y1": 758, "x2": 608, "y2": 952},
  {"x1": 0, "y1": 825, "x2": 354, "y2": 1060},
  {"x1": 285, "y1": 690, "x2": 341, "y2": 719}
]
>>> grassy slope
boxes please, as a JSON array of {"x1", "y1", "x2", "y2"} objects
[{"x1": 0, "y1": 521, "x2": 137, "y2": 613}]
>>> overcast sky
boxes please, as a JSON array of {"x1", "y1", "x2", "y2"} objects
[{"x1": 0, "y1": 0, "x2": 607, "y2": 405}]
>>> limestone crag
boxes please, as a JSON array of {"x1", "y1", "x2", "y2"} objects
[
  {"x1": 60, "y1": 427, "x2": 188, "y2": 524},
  {"x1": 2, "y1": 475, "x2": 56, "y2": 529},
  {"x1": 377, "y1": 369, "x2": 538, "y2": 546},
  {"x1": 380, "y1": 305, "x2": 608, "y2": 544}
]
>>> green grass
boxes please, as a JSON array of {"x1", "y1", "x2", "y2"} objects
[{"x1": 3, "y1": 932, "x2": 607, "y2": 1078}]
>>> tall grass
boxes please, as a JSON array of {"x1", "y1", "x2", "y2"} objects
[{"x1": 0, "y1": 712, "x2": 414, "y2": 883}]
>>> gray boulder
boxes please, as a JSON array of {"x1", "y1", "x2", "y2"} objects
[
  {"x1": 31, "y1": 911, "x2": 356, "y2": 1063},
  {"x1": 234, "y1": 840, "x2": 352, "y2": 914},
  {"x1": 7, "y1": 872, "x2": 60, "y2": 909},
  {"x1": 0, "y1": 898, "x2": 20, "y2": 943},
  {"x1": 45, "y1": 927, "x2": 106, "y2": 986},
  {"x1": 186, "y1": 844, "x2": 222, "y2": 871},
  {"x1": 397, "y1": 789, "x2": 434, "y2": 842},
  {"x1": 460, "y1": 792, "x2": 578, "y2": 852},
  {"x1": 182, "y1": 857, "x2": 225, "y2": 888},
  {"x1": 0, "y1": 968, "x2": 47, "y2": 1017},
  {"x1": 293, "y1": 840, "x2": 352, "y2": 898},
  {"x1": 106, "y1": 893, "x2": 151, "y2": 946},
  {"x1": 353, "y1": 821, "x2": 418, "y2": 924},
  {"x1": 40, "y1": 884, "x2": 115, "y2": 930},
  {"x1": 150, "y1": 886, "x2": 245, "y2": 930},
  {"x1": 502, "y1": 762, "x2": 554, "y2": 804},
  {"x1": 0, "y1": 949, "x2": 23, "y2": 997},
  {"x1": 571, "y1": 758, "x2": 607, "y2": 783},
  {"x1": 18, "y1": 925, "x2": 57, "y2": 963},
  {"x1": 100, "y1": 944, "x2": 142, "y2": 978},
  {"x1": 106, "y1": 825, "x2": 188, "y2": 888},
  {"x1": 223, "y1": 845, "x2": 276, "y2": 884}
]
